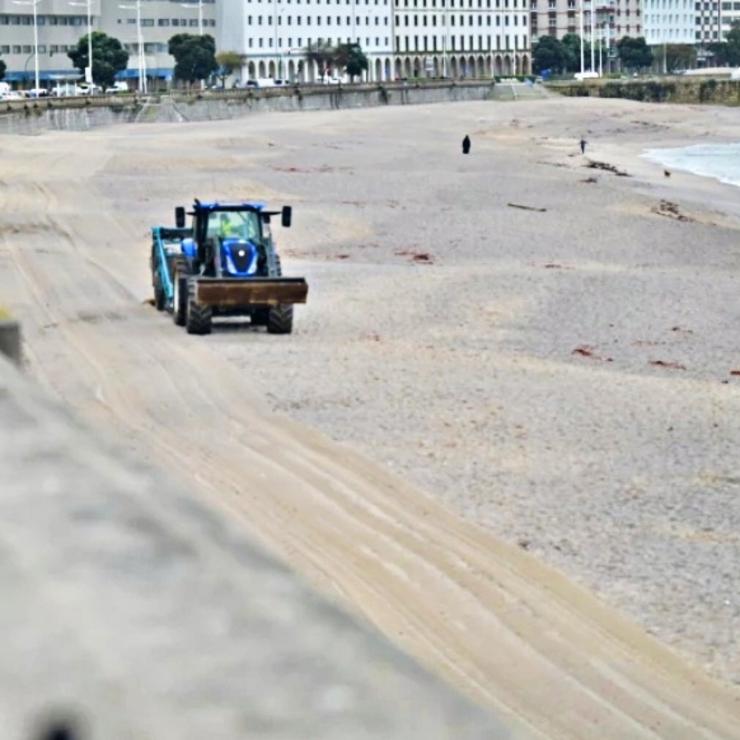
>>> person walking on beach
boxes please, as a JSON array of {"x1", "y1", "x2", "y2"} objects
[
  {"x1": 580, "y1": 136, "x2": 587, "y2": 155},
  {"x1": 462, "y1": 135, "x2": 471, "y2": 155}
]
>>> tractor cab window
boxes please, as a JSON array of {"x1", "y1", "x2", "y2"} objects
[{"x1": 207, "y1": 210, "x2": 261, "y2": 242}]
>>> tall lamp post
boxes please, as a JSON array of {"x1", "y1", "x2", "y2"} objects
[
  {"x1": 589, "y1": 0, "x2": 595, "y2": 71},
  {"x1": 443, "y1": 0, "x2": 448, "y2": 77},
  {"x1": 13, "y1": 0, "x2": 43, "y2": 92},
  {"x1": 119, "y1": 0, "x2": 147, "y2": 93},
  {"x1": 579, "y1": 0, "x2": 585, "y2": 74},
  {"x1": 272, "y1": 0, "x2": 284, "y2": 80},
  {"x1": 69, "y1": 0, "x2": 93, "y2": 84}
]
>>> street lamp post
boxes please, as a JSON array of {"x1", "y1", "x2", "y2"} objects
[
  {"x1": 272, "y1": 0, "x2": 284, "y2": 80},
  {"x1": 589, "y1": 0, "x2": 595, "y2": 72},
  {"x1": 443, "y1": 0, "x2": 448, "y2": 77},
  {"x1": 579, "y1": 0, "x2": 585, "y2": 75},
  {"x1": 119, "y1": 0, "x2": 147, "y2": 93},
  {"x1": 13, "y1": 0, "x2": 43, "y2": 92},
  {"x1": 69, "y1": 0, "x2": 93, "y2": 84}
]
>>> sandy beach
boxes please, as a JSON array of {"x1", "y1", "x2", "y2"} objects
[{"x1": 2, "y1": 95, "x2": 739, "y2": 736}]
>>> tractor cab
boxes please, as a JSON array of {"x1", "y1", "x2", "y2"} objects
[
  {"x1": 175, "y1": 200, "x2": 292, "y2": 279},
  {"x1": 204, "y1": 209, "x2": 263, "y2": 278}
]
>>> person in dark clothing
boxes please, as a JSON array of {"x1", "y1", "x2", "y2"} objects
[
  {"x1": 462, "y1": 135, "x2": 471, "y2": 154},
  {"x1": 580, "y1": 137, "x2": 587, "y2": 154}
]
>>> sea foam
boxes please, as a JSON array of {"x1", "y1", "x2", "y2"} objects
[{"x1": 643, "y1": 143, "x2": 740, "y2": 188}]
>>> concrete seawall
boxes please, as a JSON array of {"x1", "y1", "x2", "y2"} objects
[
  {"x1": 0, "y1": 81, "x2": 496, "y2": 135},
  {"x1": 549, "y1": 77, "x2": 740, "y2": 106},
  {"x1": 0, "y1": 351, "x2": 513, "y2": 739}
]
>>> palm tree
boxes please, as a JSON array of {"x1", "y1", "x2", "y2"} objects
[{"x1": 304, "y1": 41, "x2": 335, "y2": 82}]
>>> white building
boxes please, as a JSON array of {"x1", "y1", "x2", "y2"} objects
[
  {"x1": 696, "y1": 0, "x2": 721, "y2": 44},
  {"x1": 642, "y1": 0, "x2": 694, "y2": 44},
  {"x1": 0, "y1": 0, "x2": 217, "y2": 87},
  {"x1": 218, "y1": 0, "x2": 395, "y2": 82},
  {"x1": 101, "y1": 0, "x2": 217, "y2": 84},
  {"x1": 0, "y1": 0, "x2": 100, "y2": 85},
  {"x1": 719, "y1": 0, "x2": 740, "y2": 39},
  {"x1": 219, "y1": 0, "x2": 530, "y2": 81},
  {"x1": 393, "y1": 0, "x2": 531, "y2": 78}
]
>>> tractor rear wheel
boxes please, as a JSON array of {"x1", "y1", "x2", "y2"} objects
[
  {"x1": 267, "y1": 304, "x2": 293, "y2": 334},
  {"x1": 186, "y1": 279, "x2": 212, "y2": 335},
  {"x1": 173, "y1": 271, "x2": 188, "y2": 326}
]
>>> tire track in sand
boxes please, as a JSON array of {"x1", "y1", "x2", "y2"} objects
[{"x1": 1, "y1": 137, "x2": 739, "y2": 740}]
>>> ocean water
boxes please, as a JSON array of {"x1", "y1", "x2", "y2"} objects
[{"x1": 642, "y1": 143, "x2": 740, "y2": 188}]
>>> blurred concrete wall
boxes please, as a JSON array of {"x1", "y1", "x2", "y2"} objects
[{"x1": 0, "y1": 352, "x2": 514, "y2": 740}]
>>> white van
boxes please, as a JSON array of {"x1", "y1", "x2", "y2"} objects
[
  {"x1": 105, "y1": 81, "x2": 129, "y2": 94},
  {"x1": 574, "y1": 71, "x2": 600, "y2": 81}
]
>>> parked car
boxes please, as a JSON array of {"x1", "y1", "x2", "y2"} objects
[
  {"x1": 105, "y1": 82, "x2": 129, "y2": 94},
  {"x1": 24, "y1": 88, "x2": 49, "y2": 98},
  {"x1": 0, "y1": 91, "x2": 24, "y2": 101},
  {"x1": 76, "y1": 83, "x2": 103, "y2": 96}
]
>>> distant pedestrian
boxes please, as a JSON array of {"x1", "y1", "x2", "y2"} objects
[
  {"x1": 462, "y1": 135, "x2": 471, "y2": 155},
  {"x1": 580, "y1": 137, "x2": 587, "y2": 155}
]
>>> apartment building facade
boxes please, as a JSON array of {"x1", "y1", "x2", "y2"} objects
[
  {"x1": 218, "y1": 0, "x2": 394, "y2": 82},
  {"x1": 0, "y1": 0, "x2": 216, "y2": 85},
  {"x1": 2, "y1": 0, "x2": 529, "y2": 86},
  {"x1": 529, "y1": 0, "x2": 579, "y2": 40},
  {"x1": 694, "y1": 0, "x2": 719, "y2": 42},
  {"x1": 642, "y1": 0, "x2": 693, "y2": 43},
  {"x1": 719, "y1": 0, "x2": 740, "y2": 37},
  {"x1": 392, "y1": 0, "x2": 530, "y2": 78},
  {"x1": 0, "y1": 0, "x2": 100, "y2": 83},
  {"x1": 219, "y1": 0, "x2": 530, "y2": 81},
  {"x1": 101, "y1": 0, "x2": 217, "y2": 82}
]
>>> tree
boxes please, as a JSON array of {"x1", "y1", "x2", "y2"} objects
[
  {"x1": 169, "y1": 33, "x2": 219, "y2": 85},
  {"x1": 216, "y1": 50, "x2": 245, "y2": 86},
  {"x1": 561, "y1": 33, "x2": 591, "y2": 72},
  {"x1": 708, "y1": 22, "x2": 740, "y2": 66},
  {"x1": 304, "y1": 40, "x2": 335, "y2": 81},
  {"x1": 661, "y1": 44, "x2": 697, "y2": 72},
  {"x1": 333, "y1": 43, "x2": 368, "y2": 81},
  {"x1": 0, "y1": 57, "x2": 5, "y2": 81},
  {"x1": 67, "y1": 31, "x2": 128, "y2": 89},
  {"x1": 617, "y1": 36, "x2": 653, "y2": 72},
  {"x1": 533, "y1": 36, "x2": 567, "y2": 74}
]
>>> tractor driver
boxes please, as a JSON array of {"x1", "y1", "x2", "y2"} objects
[
  {"x1": 211, "y1": 211, "x2": 260, "y2": 244},
  {"x1": 217, "y1": 212, "x2": 241, "y2": 240}
]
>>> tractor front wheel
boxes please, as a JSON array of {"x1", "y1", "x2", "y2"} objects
[
  {"x1": 267, "y1": 304, "x2": 293, "y2": 334},
  {"x1": 186, "y1": 279, "x2": 212, "y2": 335}
]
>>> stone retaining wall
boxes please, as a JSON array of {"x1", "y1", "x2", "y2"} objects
[
  {"x1": 0, "y1": 81, "x2": 496, "y2": 135},
  {"x1": 549, "y1": 77, "x2": 740, "y2": 106}
]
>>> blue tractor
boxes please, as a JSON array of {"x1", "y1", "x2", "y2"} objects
[{"x1": 150, "y1": 200, "x2": 308, "y2": 335}]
